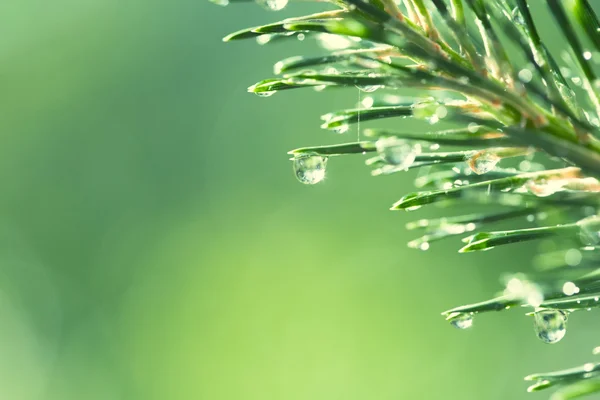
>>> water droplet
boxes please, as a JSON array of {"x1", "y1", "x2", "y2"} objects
[
  {"x1": 356, "y1": 73, "x2": 383, "y2": 93},
  {"x1": 467, "y1": 151, "x2": 500, "y2": 175},
  {"x1": 562, "y1": 281, "x2": 580, "y2": 296},
  {"x1": 584, "y1": 51, "x2": 593, "y2": 60},
  {"x1": 256, "y1": 91, "x2": 276, "y2": 97},
  {"x1": 210, "y1": 0, "x2": 229, "y2": 6},
  {"x1": 375, "y1": 137, "x2": 419, "y2": 170},
  {"x1": 533, "y1": 310, "x2": 567, "y2": 344},
  {"x1": 316, "y1": 33, "x2": 355, "y2": 51},
  {"x1": 412, "y1": 98, "x2": 443, "y2": 124},
  {"x1": 449, "y1": 313, "x2": 474, "y2": 330},
  {"x1": 256, "y1": 0, "x2": 288, "y2": 11},
  {"x1": 518, "y1": 68, "x2": 533, "y2": 83},
  {"x1": 297, "y1": 33, "x2": 305, "y2": 41},
  {"x1": 332, "y1": 124, "x2": 350, "y2": 134},
  {"x1": 361, "y1": 96, "x2": 374, "y2": 108},
  {"x1": 511, "y1": 7, "x2": 526, "y2": 28},
  {"x1": 293, "y1": 154, "x2": 327, "y2": 185},
  {"x1": 356, "y1": 85, "x2": 381, "y2": 93},
  {"x1": 467, "y1": 123, "x2": 479, "y2": 133}
]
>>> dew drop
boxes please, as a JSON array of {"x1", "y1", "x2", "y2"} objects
[
  {"x1": 293, "y1": 154, "x2": 328, "y2": 185},
  {"x1": 467, "y1": 151, "x2": 500, "y2": 175},
  {"x1": 316, "y1": 33, "x2": 354, "y2": 51},
  {"x1": 562, "y1": 281, "x2": 580, "y2": 296},
  {"x1": 449, "y1": 313, "x2": 474, "y2": 330},
  {"x1": 256, "y1": 0, "x2": 288, "y2": 11},
  {"x1": 533, "y1": 310, "x2": 567, "y2": 344},
  {"x1": 255, "y1": 91, "x2": 276, "y2": 97},
  {"x1": 412, "y1": 98, "x2": 442, "y2": 124},
  {"x1": 332, "y1": 124, "x2": 350, "y2": 134},
  {"x1": 210, "y1": 0, "x2": 230, "y2": 6},
  {"x1": 467, "y1": 123, "x2": 479, "y2": 133},
  {"x1": 356, "y1": 73, "x2": 383, "y2": 93},
  {"x1": 518, "y1": 68, "x2": 533, "y2": 83},
  {"x1": 356, "y1": 84, "x2": 381, "y2": 93},
  {"x1": 375, "y1": 137, "x2": 419, "y2": 170},
  {"x1": 511, "y1": 7, "x2": 526, "y2": 28},
  {"x1": 584, "y1": 51, "x2": 593, "y2": 60}
]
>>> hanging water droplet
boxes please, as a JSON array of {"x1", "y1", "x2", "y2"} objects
[
  {"x1": 255, "y1": 91, "x2": 276, "y2": 97},
  {"x1": 467, "y1": 151, "x2": 500, "y2": 175},
  {"x1": 210, "y1": 0, "x2": 230, "y2": 6},
  {"x1": 584, "y1": 51, "x2": 593, "y2": 60},
  {"x1": 321, "y1": 113, "x2": 350, "y2": 134},
  {"x1": 533, "y1": 310, "x2": 567, "y2": 344},
  {"x1": 356, "y1": 84, "x2": 381, "y2": 93},
  {"x1": 256, "y1": 0, "x2": 288, "y2": 11},
  {"x1": 412, "y1": 98, "x2": 443, "y2": 124},
  {"x1": 356, "y1": 73, "x2": 383, "y2": 93},
  {"x1": 449, "y1": 313, "x2": 474, "y2": 330},
  {"x1": 332, "y1": 123, "x2": 349, "y2": 134},
  {"x1": 375, "y1": 137, "x2": 419, "y2": 170},
  {"x1": 293, "y1": 154, "x2": 328, "y2": 185}
]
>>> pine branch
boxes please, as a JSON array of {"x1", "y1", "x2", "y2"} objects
[{"x1": 212, "y1": 0, "x2": 600, "y2": 397}]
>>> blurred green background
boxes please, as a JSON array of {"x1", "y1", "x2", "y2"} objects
[{"x1": 0, "y1": 1, "x2": 598, "y2": 399}]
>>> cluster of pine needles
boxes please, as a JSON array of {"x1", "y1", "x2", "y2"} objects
[{"x1": 212, "y1": 0, "x2": 600, "y2": 397}]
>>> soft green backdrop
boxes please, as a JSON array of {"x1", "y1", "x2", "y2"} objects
[{"x1": 0, "y1": 1, "x2": 597, "y2": 399}]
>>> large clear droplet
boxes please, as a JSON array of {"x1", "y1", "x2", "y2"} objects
[
  {"x1": 533, "y1": 310, "x2": 567, "y2": 344},
  {"x1": 468, "y1": 151, "x2": 500, "y2": 175},
  {"x1": 376, "y1": 137, "x2": 419, "y2": 170},
  {"x1": 256, "y1": 0, "x2": 288, "y2": 10},
  {"x1": 293, "y1": 154, "x2": 328, "y2": 185},
  {"x1": 412, "y1": 98, "x2": 445, "y2": 124},
  {"x1": 449, "y1": 313, "x2": 474, "y2": 330}
]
